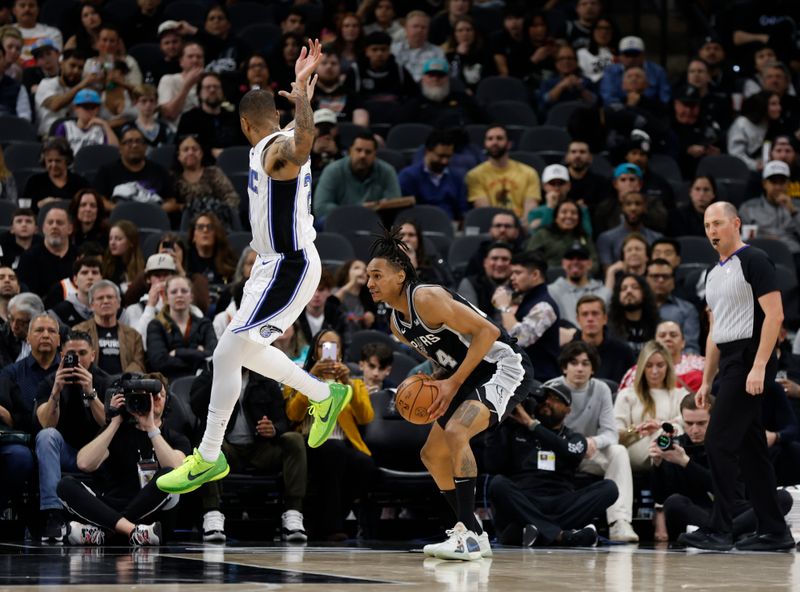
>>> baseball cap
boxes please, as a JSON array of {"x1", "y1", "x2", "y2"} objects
[
  {"x1": 613, "y1": 162, "x2": 643, "y2": 179},
  {"x1": 675, "y1": 84, "x2": 702, "y2": 106},
  {"x1": 145, "y1": 253, "x2": 177, "y2": 274},
  {"x1": 628, "y1": 129, "x2": 651, "y2": 154},
  {"x1": 542, "y1": 379, "x2": 572, "y2": 406},
  {"x1": 422, "y1": 58, "x2": 449, "y2": 76},
  {"x1": 157, "y1": 20, "x2": 181, "y2": 37},
  {"x1": 73, "y1": 89, "x2": 101, "y2": 106},
  {"x1": 564, "y1": 240, "x2": 590, "y2": 260},
  {"x1": 31, "y1": 38, "x2": 58, "y2": 56},
  {"x1": 313, "y1": 108, "x2": 337, "y2": 126},
  {"x1": 619, "y1": 36, "x2": 645, "y2": 54},
  {"x1": 763, "y1": 160, "x2": 791, "y2": 180},
  {"x1": 542, "y1": 164, "x2": 570, "y2": 184}
]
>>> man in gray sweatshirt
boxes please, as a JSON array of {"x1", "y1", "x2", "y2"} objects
[{"x1": 555, "y1": 341, "x2": 638, "y2": 543}]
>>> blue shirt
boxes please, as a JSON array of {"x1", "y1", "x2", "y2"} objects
[
  {"x1": 398, "y1": 161, "x2": 468, "y2": 220},
  {"x1": 0, "y1": 353, "x2": 60, "y2": 420},
  {"x1": 658, "y1": 295, "x2": 701, "y2": 354},
  {"x1": 599, "y1": 61, "x2": 671, "y2": 106}
]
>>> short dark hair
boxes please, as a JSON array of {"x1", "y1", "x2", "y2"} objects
[
  {"x1": 425, "y1": 129, "x2": 454, "y2": 151},
  {"x1": 64, "y1": 330, "x2": 93, "y2": 347},
  {"x1": 62, "y1": 48, "x2": 87, "y2": 62},
  {"x1": 12, "y1": 207, "x2": 34, "y2": 220},
  {"x1": 284, "y1": 6, "x2": 305, "y2": 22},
  {"x1": 360, "y1": 342, "x2": 393, "y2": 367},
  {"x1": 576, "y1": 293, "x2": 606, "y2": 315},
  {"x1": 680, "y1": 392, "x2": 713, "y2": 412},
  {"x1": 239, "y1": 88, "x2": 277, "y2": 124},
  {"x1": 651, "y1": 237, "x2": 681, "y2": 257},
  {"x1": 197, "y1": 71, "x2": 223, "y2": 96},
  {"x1": 485, "y1": 241, "x2": 514, "y2": 256},
  {"x1": 73, "y1": 256, "x2": 102, "y2": 276},
  {"x1": 646, "y1": 258, "x2": 674, "y2": 273},
  {"x1": 485, "y1": 124, "x2": 508, "y2": 138},
  {"x1": 510, "y1": 251, "x2": 547, "y2": 276},
  {"x1": 318, "y1": 268, "x2": 335, "y2": 291},
  {"x1": 558, "y1": 340, "x2": 600, "y2": 372},
  {"x1": 350, "y1": 130, "x2": 378, "y2": 149}
]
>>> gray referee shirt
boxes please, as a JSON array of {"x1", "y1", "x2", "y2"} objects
[{"x1": 705, "y1": 245, "x2": 777, "y2": 346}]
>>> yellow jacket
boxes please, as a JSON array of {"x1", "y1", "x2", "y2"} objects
[{"x1": 285, "y1": 378, "x2": 375, "y2": 455}]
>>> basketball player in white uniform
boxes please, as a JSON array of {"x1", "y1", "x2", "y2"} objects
[{"x1": 157, "y1": 40, "x2": 352, "y2": 496}]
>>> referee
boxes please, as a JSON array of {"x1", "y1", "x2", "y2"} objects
[{"x1": 679, "y1": 202, "x2": 794, "y2": 551}]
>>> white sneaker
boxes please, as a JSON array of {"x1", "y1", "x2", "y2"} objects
[
  {"x1": 66, "y1": 521, "x2": 105, "y2": 546},
  {"x1": 281, "y1": 510, "x2": 307, "y2": 542},
  {"x1": 202, "y1": 510, "x2": 226, "y2": 543},
  {"x1": 433, "y1": 522, "x2": 482, "y2": 561},
  {"x1": 129, "y1": 522, "x2": 162, "y2": 546},
  {"x1": 477, "y1": 530, "x2": 492, "y2": 557},
  {"x1": 423, "y1": 526, "x2": 455, "y2": 557},
  {"x1": 609, "y1": 520, "x2": 639, "y2": 543}
]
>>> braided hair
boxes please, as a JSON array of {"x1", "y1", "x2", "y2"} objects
[{"x1": 369, "y1": 226, "x2": 418, "y2": 288}]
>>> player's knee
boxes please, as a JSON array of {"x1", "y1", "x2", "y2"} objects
[{"x1": 443, "y1": 423, "x2": 471, "y2": 449}]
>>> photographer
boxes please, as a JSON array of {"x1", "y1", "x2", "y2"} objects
[
  {"x1": 56, "y1": 373, "x2": 190, "y2": 546},
  {"x1": 651, "y1": 394, "x2": 793, "y2": 542},
  {"x1": 34, "y1": 331, "x2": 110, "y2": 543},
  {"x1": 485, "y1": 382, "x2": 618, "y2": 547}
]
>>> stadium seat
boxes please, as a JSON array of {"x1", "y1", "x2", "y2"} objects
[
  {"x1": 519, "y1": 126, "x2": 571, "y2": 159},
  {"x1": 346, "y1": 330, "x2": 397, "y2": 363},
  {"x1": 324, "y1": 205, "x2": 382, "y2": 238},
  {"x1": 363, "y1": 389, "x2": 431, "y2": 474},
  {"x1": 377, "y1": 148, "x2": 406, "y2": 172},
  {"x1": 0, "y1": 201, "x2": 17, "y2": 225},
  {"x1": 14, "y1": 168, "x2": 43, "y2": 197},
  {"x1": 386, "y1": 124, "x2": 434, "y2": 156},
  {"x1": 747, "y1": 237, "x2": 795, "y2": 274},
  {"x1": 228, "y1": 231, "x2": 253, "y2": 257},
  {"x1": 162, "y1": 0, "x2": 207, "y2": 27},
  {"x1": 448, "y1": 234, "x2": 488, "y2": 280},
  {"x1": 399, "y1": 205, "x2": 455, "y2": 239},
  {"x1": 0, "y1": 116, "x2": 37, "y2": 143},
  {"x1": 314, "y1": 232, "x2": 355, "y2": 269},
  {"x1": 463, "y1": 207, "x2": 516, "y2": 234},
  {"x1": 74, "y1": 144, "x2": 120, "y2": 177},
  {"x1": 544, "y1": 100, "x2": 586, "y2": 127},
  {"x1": 509, "y1": 151, "x2": 546, "y2": 176},
  {"x1": 128, "y1": 43, "x2": 163, "y2": 81},
  {"x1": 465, "y1": 123, "x2": 488, "y2": 147},
  {"x1": 5, "y1": 141, "x2": 41, "y2": 170},
  {"x1": 147, "y1": 144, "x2": 176, "y2": 170},
  {"x1": 228, "y1": 1, "x2": 273, "y2": 33},
  {"x1": 109, "y1": 201, "x2": 171, "y2": 231},
  {"x1": 486, "y1": 100, "x2": 538, "y2": 127},
  {"x1": 388, "y1": 351, "x2": 419, "y2": 384},
  {"x1": 215, "y1": 146, "x2": 251, "y2": 176},
  {"x1": 337, "y1": 122, "x2": 371, "y2": 150},
  {"x1": 238, "y1": 23, "x2": 282, "y2": 54},
  {"x1": 677, "y1": 235, "x2": 717, "y2": 265},
  {"x1": 141, "y1": 231, "x2": 168, "y2": 258},
  {"x1": 649, "y1": 154, "x2": 682, "y2": 183},
  {"x1": 37, "y1": 199, "x2": 71, "y2": 227},
  {"x1": 475, "y1": 76, "x2": 529, "y2": 106},
  {"x1": 347, "y1": 234, "x2": 379, "y2": 262},
  {"x1": 696, "y1": 154, "x2": 752, "y2": 206}
]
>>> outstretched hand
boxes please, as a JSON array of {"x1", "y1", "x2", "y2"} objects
[
  {"x1": 278, "y1": 74, "x2": 318, "y2": 105},
  {"x1": 294, "y1": 38, "x2": 322, "y2": 84}
]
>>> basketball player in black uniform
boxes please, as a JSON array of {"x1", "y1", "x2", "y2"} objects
[{"x1": 366, "y1": 231, "x2": 535, "y2": 560}]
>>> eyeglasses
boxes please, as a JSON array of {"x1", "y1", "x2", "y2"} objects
[
  {"x1": 647, "y1": 273, "x2": 673, "y2": 281},
  {"x1": 195, "y1": 223, "x2": 214, "y2": 232},
  {"x1": 121, "y1": 138, "x2": 145, "y2": 146}
]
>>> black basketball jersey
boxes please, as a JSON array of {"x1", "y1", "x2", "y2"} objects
[{"x1": 391, "y1": 283, "x2": 524, "y2": 377}]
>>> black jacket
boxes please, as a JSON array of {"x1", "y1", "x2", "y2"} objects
[
  {"x1": 146, "y1": 314, "x2": 217, "y2": 381},
  {"x1": 190, "y1": 366, "x2": 289, "y2": 441},
  {"x1": 297, "y1": 295, "x2": 346, "y2": 344},
  {"x1": 484, "y1": 419, "x2": 587, "y2": 496}
]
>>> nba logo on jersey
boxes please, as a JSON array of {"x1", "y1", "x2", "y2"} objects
[{"x1": 259, "y1": 323, "x2": 283, "y2": 338}]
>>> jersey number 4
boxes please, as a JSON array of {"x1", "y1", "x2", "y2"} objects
[{"x1": 435, "y1": 350, "x2": 458, "y2": 369}]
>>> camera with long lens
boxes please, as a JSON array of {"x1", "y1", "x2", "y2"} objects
[
  {"x1": 106, "y1": 374, "x2": 162, "y2": 420},
  {"x1": 656, "y1": 422, "x2": 677, "y2": 451}
]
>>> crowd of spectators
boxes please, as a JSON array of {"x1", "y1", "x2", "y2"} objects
[{"x1": 2, "y1": 0, "x2": 800, "y2": 549}]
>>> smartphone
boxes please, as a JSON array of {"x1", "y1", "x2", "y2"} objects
[
  {"x1": 161, "y1": 240, "x2": 173, "y2": 251},
  {"x1": 321, "y1": 342, "x2": 338, "y2": 361}
]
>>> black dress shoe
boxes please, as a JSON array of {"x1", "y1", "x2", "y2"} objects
[
  {"x1": 677, "y1": 528, "x2": 733, "y2": 551},
  {"x1": 522, "y1": 524, "x2": 539, "y2": 548},
  {"x1": 735, "y1": 529, "x2": 795, "y2": 552}
]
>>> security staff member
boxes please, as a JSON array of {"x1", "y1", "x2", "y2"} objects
[{"x1": 680, "y1": 202, "x2": 794, "y2": 551}]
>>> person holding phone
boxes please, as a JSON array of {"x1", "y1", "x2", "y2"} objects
[{"x1": 285, "y1": 328, "x2": 379, "y2": 540}]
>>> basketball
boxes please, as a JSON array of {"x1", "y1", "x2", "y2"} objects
[{"x1": 395, "y1": 375, "x2": 438, "y2": 425}]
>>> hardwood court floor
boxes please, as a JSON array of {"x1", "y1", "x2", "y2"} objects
[{"x1": 1, "y1": 542, "x2": 799, "y2": 591}]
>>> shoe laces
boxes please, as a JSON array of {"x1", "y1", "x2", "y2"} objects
[
  {"x1": 83, "y1": 526, "x2": 104, "y2": 545},
  {"x1": 282, "y1": 510, "x2": 305, "y2": 531},
  {"x1": 307, "y1": 399, "x2": 327, "y2": 417},
  {"x1": 130, "y1": 525, "x2": 151, "y2": 545},
  {"x1": 204, "y1": 511, "x2": 225, "y2": 532}
]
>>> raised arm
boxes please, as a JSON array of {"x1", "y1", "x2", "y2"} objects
[{"x1": 265, "y1": 39, "x2": 322, "y2": 180}]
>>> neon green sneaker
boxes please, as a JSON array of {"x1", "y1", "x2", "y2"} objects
[
  {"x1": 307, "y1": 383, "x2": 352, "y2": 448},
  {"x1": 156, "y1": 449, "x2": 229, "y2": 494}
]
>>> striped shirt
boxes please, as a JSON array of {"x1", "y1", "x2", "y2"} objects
[
  {"x1": 247, "y1": 130, "x2": 316, "y2": 256},
  {"x1": 706, "y1": 245, "x2": 777, "y2": 345}
]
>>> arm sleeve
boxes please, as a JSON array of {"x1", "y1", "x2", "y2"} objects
[
  {"x1": 681, "y1": 303, "x2": 701, "y2": 354},
  {"x1": 742, "y1": 248, "x2": 778, "y2": 297},
  {"x1": 465, "y1": 168, "x2": 485, "y2": 203},
  {"x1": 509, "y1": 301, "x2": 557, "y2": 347},
  {"x1": 126, "y1": 331, "x2": 146, "y2": 374},
  {"x1": 532, "y1": 424, "x2": 587, "y2": 468},
  {"x1": 146, "y1": 320, "x2": 190, "y2": 374},
  {"x1": 347, "y1": 380, "x2": 375, "y2": 425},
  {"x1": 381, "y1": 165, "x2": 402, "y2": 199}
]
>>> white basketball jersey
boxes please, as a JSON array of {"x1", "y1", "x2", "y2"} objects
[{"x1": 247, "y1": 130, "x2": 316, "y2": 256}]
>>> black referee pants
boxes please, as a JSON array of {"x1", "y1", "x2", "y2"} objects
[{"x1": 706, "y1": 347, "x2": 786, "y2": 535}]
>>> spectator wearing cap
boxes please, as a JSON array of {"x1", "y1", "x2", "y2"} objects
[
  {"x1": 593, "y1": 163, "x2": 666, "y2": 236},
  {"x1": 176, "y1": 72, "x2": 247, "y2": 160},
  {"x1": 157, "y1": 41, "x2": 204, "y2": 129},
  {"x1": 34, "y1": 49, "x2": 93, "y2": 137},
  {"x1": 390, "y1": 10, "x2": 445, "y2": 83},
  {"x1": 596, "y1": 189, "x2": 662, "y2": 270},
  {"x1": 466, "y1": 125, "x2": 542, "y2": 220},
  {"x1": 22, "y1": 36, "x2": 58, "y2": 94},
  {"x1": 696, "y1": 34, "x2": 737, "y2": 94},
  {"x1": 310, "y1": 109, "x2": 343, "y2": 180},
  {"x1": 140, "y1": 20, "x2": 185, "y2": 84},
  {"x1": 313, "y1": 45, "x2": 368, "y2": 125},
  {"x1": 537, "y1": 44, "x2": 596, "y2": 115},
  {"x1": 12, "y1": 0, "x2": 62, "y2": 66},
  {"x1": 740, "y1": 160, "x2": 800, "y2": 271},
  {"x1": 768, "y1": 136, "x2": 800, "y2": 201},
  {"x1": 564, "y1": 140, "x2": 611, "y2": 210},
  {"x1": 346, "y1": 31, "x2": 418, "y2": 104},
  {"x1": 23, "y1": 138, "x2": 89, "y2": 214},
  {"x1": 492, "y1": 251, "x2": 561, "y2": 381},
  {"x1": 0, "y1": 42, "x2": 29, "y2": 121},
  {"x1": 399, "y1": 57, "x2": 484, "y2": 128},
  {"x1": 52, "y1": 89, "x2": 119, "y2": 156},
  {"x1": 313, "y1": 130, "x2": 401, "y2": 222},
  {"x1": 525, "y1": 198, "x2": 599, "y2": 274},
  {"x1": 599, "y1": 36, "x2": 670, "y2": 106},
  {"x1": 398, "y1": 129, "x2": 468, "y2": 221},
  {"x1": 548, "y1": 241, "x2": 610, "y2": 327},
  {"x1": 485, "y1": 378, "x2": 618, "y2": 548},
  {"x1": 528, "y1": 164, "x2": 592, "y2": 236},
  {"x1": 621, "y1": 130, "x2": 674, "y2": 224},
  {"x1": 671, "y1": 85, "x2": 722, "y2": 179}
]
